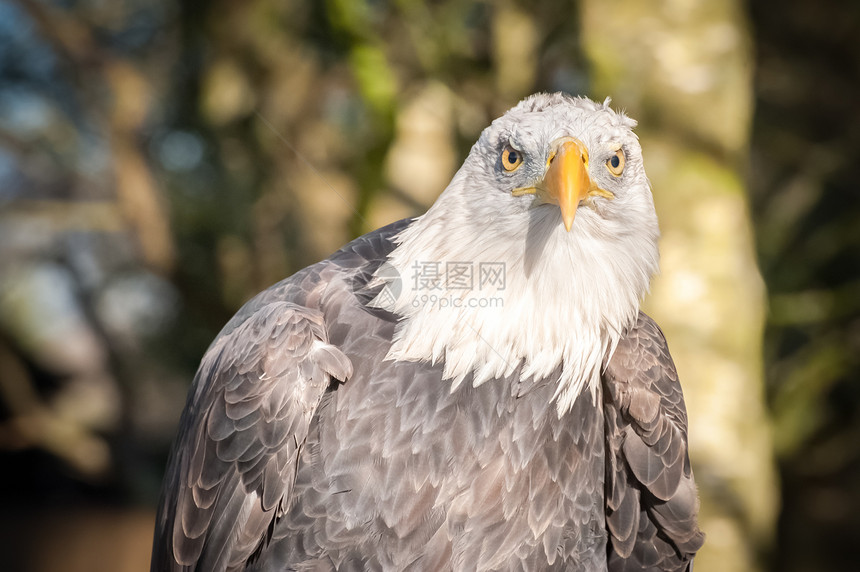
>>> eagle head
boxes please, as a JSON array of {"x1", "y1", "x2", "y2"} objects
[{"x1": 377, "y1": 93, "x2": 660, "y2": 413}]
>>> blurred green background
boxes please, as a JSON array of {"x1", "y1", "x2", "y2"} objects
[{"x1": 0, "y1": 1, "x2": 857, "y2": 571}]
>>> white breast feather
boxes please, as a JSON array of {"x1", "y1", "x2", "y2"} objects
[{"x1": 372, "y1": 186, "x2": 658, "y2": 415}]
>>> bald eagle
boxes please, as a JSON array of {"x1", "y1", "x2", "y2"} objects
[{"x1": 151, "y1": 93, "x2": 704, "y2": 571}]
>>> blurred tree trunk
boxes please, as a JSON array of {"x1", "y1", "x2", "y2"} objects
[{"x1": 578, "y1": 1, "x2": 778, "y2": 571}]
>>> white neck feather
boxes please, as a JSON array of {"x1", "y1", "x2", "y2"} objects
[{"x1": 372, "y1": 178, "x2": 658, "y2": 415}]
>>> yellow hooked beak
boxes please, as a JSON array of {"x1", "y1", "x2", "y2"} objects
[{"x1": 513, "y1": 137, "x2": 613, "y2": 231}]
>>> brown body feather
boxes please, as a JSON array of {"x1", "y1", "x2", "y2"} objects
[{"x1": 151, "y1": 219, "x2": 703, "y2": 571}]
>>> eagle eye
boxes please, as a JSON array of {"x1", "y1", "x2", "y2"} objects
[
  {"x1": 501, "y1": 145, "x2": 523, "y2": 172},
  {"x1": 606, "y1": 149, "x2": 625, "y2": 176}
]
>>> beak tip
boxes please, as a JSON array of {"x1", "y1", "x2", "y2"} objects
[{"x1": 562, "y1": 215, "x2": 574, "y2": 232}]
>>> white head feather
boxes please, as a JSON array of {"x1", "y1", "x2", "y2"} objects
[{"x1": 373, "y1": 93, "x2": 659, "y2": 414}]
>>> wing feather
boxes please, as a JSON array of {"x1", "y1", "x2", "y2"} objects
[
  {"x1": 150, "y1": 219, "x2": 411, "y2": 572},
  {"x1": 604, "y1": 312, "x2": 704, "y2": 572},
  {"x1": 155, "y1": 301, "x2": 352, "y2": 571}
]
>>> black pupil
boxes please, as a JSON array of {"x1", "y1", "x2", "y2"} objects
[
  {"x1": 610, "y1": 154, "x2": 620, "y2": 168},
  {"x1": 507, "y1": 150, "x2": 518, "y2": 164}
]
